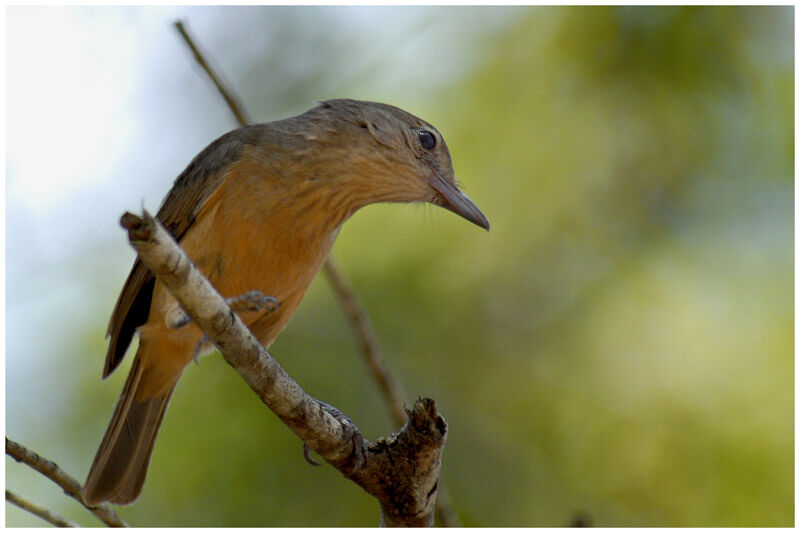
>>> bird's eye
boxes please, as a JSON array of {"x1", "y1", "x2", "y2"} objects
[{"x1": 418, "y1": 130, "x2": 436, "y2": 150}]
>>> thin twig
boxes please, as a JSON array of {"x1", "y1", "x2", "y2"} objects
[
  {"x1": 171, "y1": 20, "x2": 460, "y2": 526},
  {"x1": 6, "y1": 489, "x2": 79, "y2": 527},
  {"x1": 173, "y1": 20, "x2": 252, "y2": 127},
  {"x1": 5, "y1": 438, "x2": 128, "y2": 527},
  {"x1": 322, "y1": 257, "x2": 407, "y2": 426}
]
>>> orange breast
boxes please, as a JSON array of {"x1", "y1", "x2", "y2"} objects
[{"x1": 134, "y1": 156, "x2": 341, "y2": 399}]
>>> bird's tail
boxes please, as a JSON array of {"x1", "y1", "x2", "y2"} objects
[{"x1": 82, "y1": 357, "x2": 175, "y2": 506}]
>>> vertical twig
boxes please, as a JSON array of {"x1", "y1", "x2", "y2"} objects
[{"x1": 172, "y1": 20, "x2": 460, "y2": 526}]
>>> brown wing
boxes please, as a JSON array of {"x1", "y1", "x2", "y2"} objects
[{"x1": 102, "y1": 125, "x2": 266, "y2": 378}]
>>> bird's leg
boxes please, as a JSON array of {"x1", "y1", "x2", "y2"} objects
[{"x1": 302, "y1": 400, "x2": 366, "y2": 475}]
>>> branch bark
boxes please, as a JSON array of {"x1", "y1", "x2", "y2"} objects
[
  {"x1": 120, "y1": 210, "x2": 446, "y2": 526},
  {"x1": 5, "y1": 438, "x2": 128, "y2": 527}
]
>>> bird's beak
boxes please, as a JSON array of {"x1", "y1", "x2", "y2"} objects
[{"x1": 430, "y1": 175, "x2": 490, "y2": 231}]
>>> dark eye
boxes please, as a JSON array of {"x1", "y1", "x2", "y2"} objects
[{"x1": 418, "y1": 130, "x2": 436, "y2": 150}]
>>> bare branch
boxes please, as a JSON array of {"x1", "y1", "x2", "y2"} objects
[
  {"x1": 119, "y1": 210, "x2": 445, "y2": 526},
  {"x1": 5, "y1": 438, "x2": 128, "y2": 527},
  {"x1": 6, "y1": 489, "x2": 80, "y2": 527}
]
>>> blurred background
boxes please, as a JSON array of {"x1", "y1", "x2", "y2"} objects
[{"x1": 5, "y1": 6, "x2": 793, "y2": 527}]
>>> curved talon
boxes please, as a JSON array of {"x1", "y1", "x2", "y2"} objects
[
  {"x1": 303, "y1": 442, "x2": 323, "y2": 466},
  {"x1": 193, "y1": 335, "x2": 210, "y2": 365}
]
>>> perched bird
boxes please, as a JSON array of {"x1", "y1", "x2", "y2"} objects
[{"x1": 82, "y1": 99, "x2": 489, "y2": 506}]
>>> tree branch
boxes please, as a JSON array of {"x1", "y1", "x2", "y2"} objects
[
  {"x1": 6, "y1": 489, "x2": 80, "y2": 527},
  {"x1": 171, "y1": 20, "x2": 460, "y2": 525},
  {"x1": 120, "y1": 210, "x2": 445, "y2": 526},
  {"x1": 5, "y1": 438, "x2": 128, "y2": 527}
]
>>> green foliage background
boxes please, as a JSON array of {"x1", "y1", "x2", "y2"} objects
[{"x1": 6, "y1": 6, "x2": 793, "y2": 526}]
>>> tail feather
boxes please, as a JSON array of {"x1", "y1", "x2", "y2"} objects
[{"x1": 82, "y1": 358, "x2": 175, "y2": 506}]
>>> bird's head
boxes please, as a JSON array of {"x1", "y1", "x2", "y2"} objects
[{"x1": 305, "y1": 99, "x2": 489, "y2": 231}]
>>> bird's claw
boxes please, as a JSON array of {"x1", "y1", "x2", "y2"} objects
[
  {"x1": 303, "y1": 442, "x2": 323, "y2": 466},
  {"x1": 300, "y1": 401, "x2": 365, "y2": 474},
  {"x1": 193, "y1": 334, "x2": 211, "y2": 365}
]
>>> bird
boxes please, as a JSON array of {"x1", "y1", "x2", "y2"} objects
[{"x1": 82, "y1": 98, "x2": 489, "y2": 506}]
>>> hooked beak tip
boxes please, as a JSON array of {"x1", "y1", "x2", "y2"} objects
[{"x1": 430, "y1": 175, "x2": 490, "y2": 231}]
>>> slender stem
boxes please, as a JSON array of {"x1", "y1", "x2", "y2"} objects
[{"x1": 6, "y1": 489, "x2": 80, "y2": 527}]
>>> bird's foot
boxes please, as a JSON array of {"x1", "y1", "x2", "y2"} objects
[
  {"x1": 165, "y1": 306, "x2": 192, "y2": 330},
  {"x1": 167, "y1": 291, "x2": 280, "y2": 331},
  {"x1": 187, "y1": 291, "x2": 279, "y2": 365},
  {"x1": 226, "y1": 291, "x2": 280, "y2": 315},
  {"x1": 302, "y1": 401, "x2": 366, "y2": 475}
]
